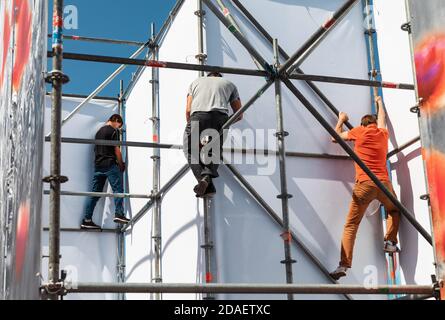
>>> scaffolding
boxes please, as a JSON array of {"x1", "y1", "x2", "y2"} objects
[{"x1": 41, "y1": 0, "x2": 441, "y2": 300}]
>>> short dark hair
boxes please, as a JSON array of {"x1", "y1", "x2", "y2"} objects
[
  {"x1": 207, "y1": 71, "x2": 223, "y2": 77},
  {"x1": 108, "y1": 114, "x2": 123, "y2": 123},
  {"x1": 361, "y1": 114, "x2": 377, "y2": 127}
]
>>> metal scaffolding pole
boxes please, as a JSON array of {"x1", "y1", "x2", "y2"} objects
[
  {"x1": 61, "y1": 282, "x2": 434, "y2": 295},
  {"x1": 150, "y1": 23, "x2": 163, "y2": 300},
  {"x1": 43, "y1": 190, "x2": 151, "y2": 199},
  {"x1": 230, "y1": 0, "x2": 354, "y2": 131},
  {"x1": 202, "y1": 198, "x2": 215, "y2": 300},
  {"x1": 288, "y1": 73, "x2": 414, "y2": 90},
  {"x1": 117, "y1": 81, "x2": 127, "y2": 300},
  {"x1": 279, "y1": 0, "x2": 359, "y2": 76},
  {"x1": 223, "y1": 161, "x2": 353, "y2": 300},
  {"x1": 47, "y1": 33, "x2": 146, "y2": 46},
  {"x1": 387, "y1": 136, "x2": 420, "y2": 158},
  {"x1": 45, "y1": 92, "x2": 119, "y2": 102},
  {"x1": 273, "y1": 39, "x2": 295, "y2": 301},
  {"x1": 46, "y1": 0, "x2": 66, "y2": 300},
  {"x1": 47, "y1": 51, "x2": 267, "y2": 78},
  {"x1": 196, "y1": 0, "x2": 206, "y2": 77},
  {"x1": 282, "y1": 78, "x2": 433, "y2": 245}
]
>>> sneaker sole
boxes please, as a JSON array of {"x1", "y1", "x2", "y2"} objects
[
  {"x1": 330, "y1": 272, "x2": 346, "y2": 281},
  {"x1": 114, "y1": 218, "x2": 130, "y2": 224},
  {"x1": 80, "y1": 225, "x2": 101, "y2": 230}
]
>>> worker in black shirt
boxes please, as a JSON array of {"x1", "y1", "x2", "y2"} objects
[{"x1": 81, "y1": 114, "x2": 130, "y2": 229}]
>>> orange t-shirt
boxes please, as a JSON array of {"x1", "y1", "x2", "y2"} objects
[{"x1": 347, "y1": 124, "x2": 389, "y2": 183}]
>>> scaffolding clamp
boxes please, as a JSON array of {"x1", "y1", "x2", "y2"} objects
[
  {"x1": 42, "y1": 281, "x2": 66, "y2": 297},
  {"x1": 280, "y1": 231, "x2": 292, "y2": 243},
  {"x1": 410, "y1": 98, "x2": 423, "y2": 116},
  {"x1": 277, "y1": 193, "x2": 293, "y2": 200},
  {"x1": 420, "y1": 194, "x2": 430, "y2": 201},
  {"x1": 274, "y1": 131, "x2": 289, "y2": 138},
  {"x1": 194, "y1": 9, "x2": 206, "y2": 17},
  {"x1": 195, "y1": 53, "x2": 208, "y2": 61},
  {"x1": 43, "y1": 175, "x2": 69, "y2": 184},
  {"x1": 368, "y1": 69, "x2": 380, "y2": 78},
  {"x1": 401, "y1": 22, "x2": 412, "y2": 34},
  {"x1": 45, "y1": 70, "x2": 70, "y2": 85},
  {"x1": 364, "y1": 28, "x2": 376, "y2": 36},
  {"x1": 432, "y1": 275, "x2": 442, "y2": 300}
]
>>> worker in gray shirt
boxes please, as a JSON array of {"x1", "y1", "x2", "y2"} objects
[{"x1": 183, "y1": 72, "x2": 243, "y2": 197}]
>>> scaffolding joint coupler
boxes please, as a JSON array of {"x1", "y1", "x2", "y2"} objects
[
  {"x1": 280, "y1": 259, "x2": 297, "y2": 265},
  {"x1": 431, "y1": 275, "x2": 442, "y2": 300},
  {"x1": 194, "y1": 9, "x2": 206, "y2": 17},
  {"x1": 364, "y1": 28, "x2": 376, "y2": 36},
  {"x1": 195, "y1": 53, "x2": 208, "y2": 61},
  {"x1": 410, "y1": 98, "x2": 423, "y2": 116},
  {"x1": 401, "y1": 21, "x2": 412, "y2": 34},
  {"x1": 420, "y1": 194, "x2": 430, "y2": 201},
  {"x1": 277, "y1": 193, "x2": 293, "y2": 200},
  {"x1": 274, "y1": 131, "x2": 289, "y2": 138},
  {"x1": 368, "y1": 69, "x2": 380, "y2": 78},
  {"x1": 42, "y1": 175, "x2": 69, "y2": 184},
  {"x1": 45, "y1": 70, "x2": 70, "y2": 85}
]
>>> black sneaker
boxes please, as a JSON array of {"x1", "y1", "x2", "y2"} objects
[
  {"x1": 194, "y1": 175, "x2": 211, "y2": 197},
  {"x1": 80, "y1": 219, "x2": 101, "y2": 230},
  {"x1": 114, "y1": 215, "x2": 130, "y2": 224}
]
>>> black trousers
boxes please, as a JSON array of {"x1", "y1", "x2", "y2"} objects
[{"x1": 183, "y1": 111, "x2": 229, "y2": 181}]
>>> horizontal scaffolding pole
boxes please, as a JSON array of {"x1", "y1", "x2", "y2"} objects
[
  {"x1": 43, "y1": 190, "x2": 152, "y2": 199},
  {"x1": 288, "y1": 73, "x2": 415, "y2": 90},
  {"x1": 47, "y1": 51, "x2": 268, "y2": 78},
  {"x1": 43, "y1": 227, "x2": 118, "y2": 234},
  {"x1": 47, "y1": 137, "x2": 351, "y2": 160},
  {"x1": 47, "y1": 34, "x2": 147, "y2": 46},
  {"x1": 45, "y1": 92, "x2": 119, "y2": 102},
  {"x1": 45, "y1": 137, "x2": 182, "y2": 150},
  {"x1": 387, "y1": 136, "x2": 421, "y2": 158},
  {"x1": 60, "y1": 282, "x2": 434, "y2": 295}
]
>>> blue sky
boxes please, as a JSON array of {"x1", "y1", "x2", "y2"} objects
[{"x1": 47, "y1": 0, "x2": 177, "y2": 97}]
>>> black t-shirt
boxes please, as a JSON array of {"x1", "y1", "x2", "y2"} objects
[{"x1": 94, "y1": 125, "x2": 119, "y2": 168}]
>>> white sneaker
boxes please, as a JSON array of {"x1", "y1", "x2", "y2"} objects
[
  {"x1": 383, "y1": 241, "x2": 399, "y2": 253},
  {"x1": 330, "y1": 266, "x2": 348, "y2": 280}
]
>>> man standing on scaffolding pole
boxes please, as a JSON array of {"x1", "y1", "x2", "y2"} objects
[
  {"x1": 183, "y1": 72, "x2": 243, "y2": 197},
  {"x1": 81, "y1": 114, "x2": 130, "y2": 230},
  {"x1": 330, "y1": 96, "x2": 401, "y2": 280}
]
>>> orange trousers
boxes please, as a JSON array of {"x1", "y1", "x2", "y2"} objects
[{"x1": 340, "y1": 180, "x2": 400, "y2": 268}]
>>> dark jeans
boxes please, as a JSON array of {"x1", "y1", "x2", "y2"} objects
[
  {"x1": 84, "y1": 164, "x2": 124, "y2": 220},
  {"x1": 183, "y1": 111, "x2": 229, "y2": 181}
]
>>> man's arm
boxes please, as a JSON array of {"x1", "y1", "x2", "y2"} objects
[
  {"x1": 230, "y1": 99, "x2": 243, "y2": 123},
  {"x1": 332, "y1": 112, "x2": 350, "y2": 142},
  {"x1": 376, "y1": 96, "x2": 386, "y2": 129},
  {"x1": 115, "y1": 146, "x2": 125, "y2": 172},
  {"x1": 186, "y1": 95, "x2": 193, "y2": 123}
]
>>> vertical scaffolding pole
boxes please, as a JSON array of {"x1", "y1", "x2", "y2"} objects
[
  {"x1": 150, "y1": 23, "x2": 162, "y2": 300},
  {"x1": 196, "y1": 0, "x2": 206, "y2": 77},
  {"x1": 273, "y1": 40, "x2": 295, "y2": 301},
  {"x1": 202, "y1": 198, "x2": 215, "y2": 300},
  {"x1": 47, "y1": 0, "x2": 65, "y2": 300},
  {"x1": 362, "y1": 0, "x2": 401, "y2": 299},
  {"x1": 117, "y1": 80, "x2": 127, "y2": 300},
  {"x1": 197, "y1": 1, "x2": 216, "y2": 300}
]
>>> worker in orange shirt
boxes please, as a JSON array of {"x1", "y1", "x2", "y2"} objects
[{"x1": 330, "y1": 96, "x2": 401, "y2": 280}]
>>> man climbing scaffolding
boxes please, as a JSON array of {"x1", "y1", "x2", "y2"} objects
[
  {"x1": 183, "y1": 72, "x2": 243, "y2": 197},
  {"x1": 81, "y1": 114, "x2": 130, "y2": 230},
  {"x1": 330, "y1": 96, "x2": 401, "y2": 280}
]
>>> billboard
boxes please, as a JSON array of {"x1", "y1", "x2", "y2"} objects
[
  {"x1": 408, "y1": 0, "x2": 445, "y2": 297},
  {"x1": 0, "y1": 0, "x2": 47, "y2": 299}
]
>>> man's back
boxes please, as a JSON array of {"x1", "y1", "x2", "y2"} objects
[
  {"x1": 94, "y1": 125, "x2": 119, "y2": 168},
  {"x1": 188, "y1": 77, "x2": 239, "y2": 115},
  {"x1": 348, "y1": 124, "x2": 389, "y2": 183}
]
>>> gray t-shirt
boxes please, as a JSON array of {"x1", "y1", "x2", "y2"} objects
[{"x1": 188, "y1": 77, "x2": 240, "y2": 115}]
